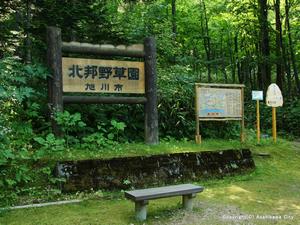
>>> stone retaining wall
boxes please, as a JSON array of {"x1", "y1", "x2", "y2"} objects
[{"x1": 56, "y1": 149, "x2": 255, "y2": 192}]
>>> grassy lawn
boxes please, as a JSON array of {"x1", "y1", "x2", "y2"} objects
[
  {"x1": 1, "y1": 139, "x2": 300, "y2": 224},
  {"x1": 50, "y1": 138, "x2": 245, "y2": 160}
]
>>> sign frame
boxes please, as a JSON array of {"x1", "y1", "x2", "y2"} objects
[
  {"x1": 62, "y1": 57, "x2": 145, "y2": 94},
  {"x1": 46, "y1": 26, "x2": 158, "y2": 144},
  {"x1": 195, "y1": 83, "x2": 245, "y2": 144}
]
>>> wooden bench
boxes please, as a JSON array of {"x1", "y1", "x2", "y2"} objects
[{"x1": 124, "y1": 184, "x2": 204, "y2": 221}]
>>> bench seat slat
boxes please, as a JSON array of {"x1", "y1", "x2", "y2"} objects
[{"x1": 125, "y1": 184, "x2": 203, "y2": 201}]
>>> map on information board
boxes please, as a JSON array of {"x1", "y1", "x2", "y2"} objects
[{"x1": 197, "y1": 87, "x2": 242, "y2": 118}]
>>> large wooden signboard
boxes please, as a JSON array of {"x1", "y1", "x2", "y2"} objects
[
  {"x1": 195, "y1": 83, "x2": 245, "y2": 144},
  {"x1": 62, "y1": 58, "x2": 145, "y2": 94},
  {"x1": 47, "y1": 26, "x2": 158, "y2": 144}
]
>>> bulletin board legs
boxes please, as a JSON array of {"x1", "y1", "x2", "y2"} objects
[
  {"x1": 195, "y1": 119, "x2": 201, "y2": 144},
  {"x1": 240, "y1": 119, "x2": 245, "y2": 143}
]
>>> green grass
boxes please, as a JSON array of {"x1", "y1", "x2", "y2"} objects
[
  {"x1": 50, "y1": 138, "x2": 245, "y2": 161},
  {"x1": 1, "y1": 139, "x2": 300, "y2": 224}
]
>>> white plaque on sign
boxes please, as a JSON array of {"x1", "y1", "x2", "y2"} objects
[
  {"x1": 266, "y1": 83, "x2": 283, "y2": 107},
  {"x1": 252, "y1": 91, "x2": 263, "y2": 100}
]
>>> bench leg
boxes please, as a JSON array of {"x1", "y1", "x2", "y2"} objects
[
  {"x1": 182, "y1": 194, "x2": 196, "y2": 211},
  {"x1": 135, "y1": 200, "x2": 148, "y2": 221}
]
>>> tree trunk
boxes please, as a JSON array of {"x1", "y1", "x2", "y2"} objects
[
  {"x1": 274, "y1": 0, "x2": 284, "y2": 91},
  {"x1": 171, "y1": 0, "x2": 176, "y2": 36},
  {"x1": 200, "y1": 0, "x2": 212, "y2": 82},
  {"x1": 285, "y1": 0, "x2": 300, "y2": 94},
  {"x1": 258, "y1": 0, "x2": 271, "y2": 91},
  {"x1": 25, "y1": 0, "x2": 31, "y2": 64},
  {"x1": 234, "y1": 35, "x2": 241, "y2": 84},
  {"x1": 171, "y1": 0, "x2": 176, "y2": 63},
  {"x1": 228, "y1": 32, "x2": 235, "y2": 83},
  {"x1": 220, "y1": 34, "x2": 227, "y2": 83}
]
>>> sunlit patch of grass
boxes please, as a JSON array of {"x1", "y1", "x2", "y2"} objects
[{"x1": 51, "y1": 138, "x2": 244, "y2": 160}]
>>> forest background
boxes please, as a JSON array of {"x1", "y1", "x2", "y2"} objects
[{"x1": 0, "y1": 0, "x2": 300, "y2": 206}]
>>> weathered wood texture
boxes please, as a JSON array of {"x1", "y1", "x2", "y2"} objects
[
  {"x1": 144, "y1": 37, "x2": 159, "y2": 145},
  {"x1": 195, "y1": 83, "x2": 245, "y2": 88},
  {"x1": 63, "y1": 96, "x2": 147, "y2": 104},
  {"x1": 195, "y1": 83, "x2": 245, "y2": 143},
  {"x1": 125, "y1": 184, "x2": 203, "y2": 201},
  {"x1": 62, "y1": 57, "x2": 145, "y2": 93},
  {"x1": 47, "y1": 27, "x2": 63, "y2": 136},
  {"x1": 62, "y1": 42, "x2": 145, "y2": 58}
]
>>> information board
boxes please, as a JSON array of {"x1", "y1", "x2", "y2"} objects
[
  {"x1": 196, "y1": 87, "x2": 242, "y2": 119},
  {"x1": 62, "y1": 57, "x2": 145, "y2": 94},
  {"x1": 194, "y1": 83, "x2": 245, "y2": 144}
]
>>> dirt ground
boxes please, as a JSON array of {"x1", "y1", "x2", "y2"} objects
[{"x1": 153, "y1": 199, "x2": 297, "y2": 225}]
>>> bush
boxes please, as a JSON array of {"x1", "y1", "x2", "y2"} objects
[{"x1": 0, "y1": 56, "x2": 56, "y2": 206}]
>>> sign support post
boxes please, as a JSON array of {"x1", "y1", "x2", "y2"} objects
[
  {"x1": 47, "y1": 27, "x2": 63, "y2": 137},
  {"x1": 266, "y1": 83, "x2": 283, "y2": 144},
  {"x1": 272, "y1": 107, "x2": 277, "y2": 143},
  {"x1": 195, "y1": 85, "x2": 201, "y2": 144},
  {"x1": 252, "y1": 90, "x2": 263, "y2": 144},
  {"x1": 144, "y1": 37, "x2": 159, "y2": 145},
  {"x1": 257, "y1": 100, "x2": 261, "y2": 144},
  {"x1": 240, "y1": 87, "x2": 245, "y2": 143}
]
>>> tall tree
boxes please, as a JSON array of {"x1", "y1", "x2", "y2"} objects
[
  {"x1": 25, "y1": 0, "x2": 31, "y2": 63},
  {"x1": 285, "y1": 0, "x2": 300, "y2": 94},
  {"x1": 274, "y1": 0, "x2": 284, "y2": 91},
  {"x1": 200, "y1": 0, "x2": 212, "y2": 82},
  {"x1": 171, "y1": 0, "x2": 177, "y2": 63},
  {"x1": 257, "y1": 0, "x2": 271, "y2": 90}
]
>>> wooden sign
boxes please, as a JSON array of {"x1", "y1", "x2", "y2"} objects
[
  {"x1": 62, "y1": 57, "x2": 145, "y2": 94},
  {"x1": 47, "y1": 27, "x2": 158, "y2": 144},
  {"x1": 266, "y1": 83, "x2": 283, "y2": 107},
  {"x1": 196, "y1": 87, "x2": 242, "y2": 119},
  {"x1": 195, "y1": 83, "x2": 245, "y2": 144},
  {"x1": 252, "y1": 90, "x2": 263, "y2": 100},
  {"x1": 266, "y1": 83, "x2": 283, "y2": 143},
  {"x1": 252, "y1": 90, "x2": 263, "y2": 144}
]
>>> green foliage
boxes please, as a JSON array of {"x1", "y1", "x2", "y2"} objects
[
  {"x1": 245, "y1": 98, "x2": 300, "y2": 137},
  {"x1": 55, "y1": 111, "x2": 86, "y2": 146},
  {"x1": 33, "y1": 133, "x2": 65, "y2": 158},
  {"x1": 0, "y1": 57, "x2": 60, "y2": 206},
  {"x1": 81, "y1": 119, "x2": 127, "y2": 150}
]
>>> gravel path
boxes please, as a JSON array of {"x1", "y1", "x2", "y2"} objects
[{"x1": 152, "y1": 199, "x2": 294, "y2": 225}]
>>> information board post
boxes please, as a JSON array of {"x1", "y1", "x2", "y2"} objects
[
  {"x1": 272, "y1": 107, "x2": 277, "y2": 143},
  {"x1": 240, "y1": 87, "x2": 245, "y2": 143},
  {"x1": 252, "y1": 90, "x2": 263, "y2": 144},
  {"x1": 47, "y1": 27, "x2": 63, "y2": 137},
  {"x1": 266, "y1": 83, "x2": 283, "y2": 144},
  {"x1": 256, "y1": 100, "x2": 261, "y2": 143},
  {"x1": 195, "y1": 85, "x2": 201, "y2": 144},
  {"x1": 144, "y1": 37, "x2": 159, "y2": 145},
  {"x1": 195, "y1": 83, "x2": 245, "y2": 144}
]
